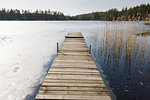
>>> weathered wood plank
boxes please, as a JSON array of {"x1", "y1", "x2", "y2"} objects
[
  {"x1": 65, "y1": 38, "x2": 84, "y2": 39},
  {"x1": 49, "y1": 68, "x2": 99, "y2": 73},
  {"x1": 43, "y1": 79, "x2": 104, "y2": 84},
  {"x1": 61, "y1": 45, "x2": 87, "y2": 48},
  {"x1": 51, "y1": 65, "x2": 97, "y2": 68},
  {"x1": 59, "y1": 51, "x2": 89, "y2": 54},
  {"x1": 59, "y1": 49, "x2": 88, "y2": 52},
  {"x1": 50, "y1": 67, "x2": 98, "y2": 70},
  {"x1": 37, "y1": 91, "x2": 108, "y2": 96},
  {"x1": 48, "y1": 71, "x2": 99, "y2": 74},
  {"x1": 58, "y1": 53, "x2": 91, "y2": 56},
  {"x1": 42, "y1": 83, "x2": 105, "y2": 87},
  {"x1": 46, "y1": 72, "x2": 100, "y2": 76},
  {"x1": 64, "y1": 40, "x2": 85, "y2": 42},
  {"x1": 61, "y1": 42, "x2": 86, "y2": 44},
  {"x1": 60, "y1": 47, "x2": 88, "y2": 50},
  {"x1": 45, "y1": 74, "x2": 102, "y2": 80},
  {"x1": 53, "y1": 60, "x2": 95, "y2": 65},
  {"x1": 36, "y1": 95, "x2": 110, "y2": 100},
  {"x1": 39, "y1": 86, "x2": 107, "y2": 92},
  {"x1": 53, "y1": 58, "x2": 95, "y2": 62},
  {"x1": 56, "y1": 55, "x2": 93, "y2": 58},
  {"x1": 54, "y1": 60, "x2": 95, "y2": 63}
]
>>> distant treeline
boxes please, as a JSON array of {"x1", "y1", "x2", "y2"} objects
[
  {"x1": 0, "y1": 9, "x2": 71, "y2": 20},
  {"x1": 73, "y1": 3, "x2": 150, "y2": 21},
  {"x1": 0, "y1": 3, "x2": 150, "y2": 21}
]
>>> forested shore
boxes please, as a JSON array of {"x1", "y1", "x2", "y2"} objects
[{"x1": 0, "y1": 3, "x2": 149, "y2": 21}]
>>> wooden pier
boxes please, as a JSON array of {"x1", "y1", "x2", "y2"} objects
[{"x1": 36, "y1": 32, "x2": 111, "y2": 100}]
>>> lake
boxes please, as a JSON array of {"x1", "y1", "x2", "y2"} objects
[{"x1": 0, "y1": 21, "x2": 149, "y2": 100}]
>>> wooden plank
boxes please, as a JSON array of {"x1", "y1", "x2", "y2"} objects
[
  {"x1": 62, "y1": 43, "x2": 85, "y2": 46},
  {"x1": 50, "y1": 66, "x2": 97, "y2": 69},
  {"x1": 61, "y1": 42, "x2": 86, "y2": 44},
  {"x1": 60, "y1": 47, "x2": 88, "y2": 50},
  {"x1": 37, "y1": 91, "x2": 108, "y2": 96},
  {"x1": 36, "y1": 95, "x2": 110, "y2": 100},
  {"x1": 43, "y1": 79, "x2": 103, "y2": 84},
  {"x1": 65, "y1": 37, "x2": 84, "y2": 39},
  {"x1": 54, "y1": 60, "x2": 95, "y2": 63},
  {"x1": 56, "y1": 55, "x2": 92, "y2": 57},
  {"x1": 39, "y1": 86, "x2": 107, "y2": 92},
  {"x1": 53, "y1": 60, "x2": 95, "y2": 64},
  {"x1": 63, "y1": 40, "x2": 85, "y2": 42},
  {"x1": 59, "y1": 49, "x2": 88, "y2": 52},
  {"x1": 64, "y1": 40, "x2": 85, "y2": 42},
  {"x1": 52, "y1": 64, "x2": 96, "y2": 67},
  {"x1": 49, "y1": 68, "x2": 99, "y2": 73},
  {"x1": 61, "y1": 45, "x2": 87, "y2": 48},
  {"x1": 47, "y1": 72, "x2": 99, "y2": 75},
  {"x1": 65, "y1": 33, "x2": 83, "y2": 38},
  {"x1": 48, "y1": 71, "x2": 99, "y2": 74},
  {"x1": 45, "y1": 74, "x2": 102, "y2": 80},
  {"x1": 51, "y1": 67, "x2": 98, "y2": 70},
  {"x1": 35, "y1": 32, "x2": 110, "y2": 100},
  {"x1": 42, "y1": 83, "x2": 105, "y2": 87},
  {"x1": 58, "y1": 51, "x2": 90, "y2": 54},
  {"x1": 55, "y1": 56, "x2": 93, "y2": 61},
  {"x1": 51, "y1": 64, "x2": 97, "y2": 68},
  {"x1": 57, "y1": 52, "x2": 91, "y2": 56}
]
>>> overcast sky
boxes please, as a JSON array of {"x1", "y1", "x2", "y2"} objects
[{"x1": 0, "y1": 0, "x2": 149, "y2": 16}]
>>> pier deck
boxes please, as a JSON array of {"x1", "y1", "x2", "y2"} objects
[{"x1": 35, "y1": 32, "x2": 111, "y2": 100}]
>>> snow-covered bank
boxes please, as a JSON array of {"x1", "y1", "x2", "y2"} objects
[{"x1": 0, "y1": 21, "x2": 66, "y2": 100}]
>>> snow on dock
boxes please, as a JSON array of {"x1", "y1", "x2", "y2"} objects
[{"x1": 35, "y1": 32, "x2": 110, "y2": 100}]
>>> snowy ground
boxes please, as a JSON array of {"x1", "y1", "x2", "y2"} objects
[{"x1": 0, "y1": 21, "x2": 67, "y2": 100}]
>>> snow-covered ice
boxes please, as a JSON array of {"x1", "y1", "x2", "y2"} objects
[{"x1": 0, "y1": 21, "x2": 67, "y2": 100}]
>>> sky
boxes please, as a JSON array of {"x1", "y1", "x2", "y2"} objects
[{"x1": 0, "y1": 0, "x2": 149, "y2": 16}]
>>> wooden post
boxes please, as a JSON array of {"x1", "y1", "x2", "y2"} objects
[
  {"x1": 57, "y1": 42, "x2": 59, "y2": 54},
  {"x1": 89, "y1": 45, "x2": 91, "y2": 54}
]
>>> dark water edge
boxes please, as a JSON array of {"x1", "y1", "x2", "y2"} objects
[{"x1": 84, "y1": 22, "x2": 150, "y2": 100}]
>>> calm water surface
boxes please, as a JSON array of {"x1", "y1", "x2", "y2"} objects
[{"x1": 83, "y1": 21, "x2": 150, "y2": 100}]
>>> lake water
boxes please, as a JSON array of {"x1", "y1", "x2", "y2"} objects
[{"x1": 0, "y1": 21, "x2": 149, "y2": 100}]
